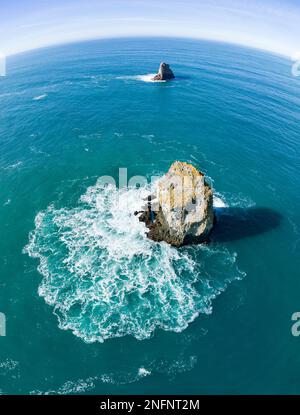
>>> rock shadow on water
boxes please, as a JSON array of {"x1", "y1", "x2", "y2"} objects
[{"x1": 211, "y1": 207, "x2": 282, "y2": 242}]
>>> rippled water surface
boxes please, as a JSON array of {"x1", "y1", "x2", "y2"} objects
[{"x1": 0, "y1": 38, "x2": 300, "y2": 394}]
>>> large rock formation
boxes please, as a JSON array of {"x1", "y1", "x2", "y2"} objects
[
  {"x1": 152, "y1": 62, "x2": 175, "y2": 81},
  {"x1": 137, "y1": 162, "x2": 214, "y2": 247}
]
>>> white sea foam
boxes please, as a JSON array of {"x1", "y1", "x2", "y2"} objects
[
  {"x1": 137, "y1": 74, "x2": 166, "y2": 83},
  {"x1": 213, "y1": 195, "x2": 228, "y2": 208},
  {"x1": 30, "y1": 366, "x2": 153, "y2": 395},
  {"x1": 99, "y1": 367, "x2": 152, "y2": 385},
  {"x1": 117, "y1": 74, "x2": 166, "y2": 83},
  {"x1": 213, "y1": 191, "x2": 256, "y2": 210},
  {"x1": 33, "y1": 94, "x2": 47, "y2": 101},
  {"x1": 220, "y1": 192, "x2": 255, "y2": 208},
  {"x1": 2, "y1": 161, "x2": 23, "y2": 170},
  {"x1": 31, "y1": 377, "x2": 96, "y2": 395},
  {"x1": 3, "y1": 198, "x2": 11, "y2": 206},
  {"x1": 138, "y1": 367, "x2": 152, "y2": 377},
  {"x1": 24, "y1": 179, "x2": 244, "y2": 343},
  {"x1": 0, "y1": 359, "x2": 19, "y2": 374}
]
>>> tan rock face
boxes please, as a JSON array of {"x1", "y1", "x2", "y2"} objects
[{"x1": 138, "y1": 161, "x2": 214, "y2": 247}]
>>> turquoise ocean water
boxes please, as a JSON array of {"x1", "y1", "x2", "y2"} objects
[{"x1": 0, "y1": 38, "x2": 300, "y2": 394}]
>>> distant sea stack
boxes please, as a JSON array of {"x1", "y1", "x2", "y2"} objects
[
  {"x1": 152, "y1": 62, "x2": 175, "y2": 81},
  {"x1": 137, "y1": 162, "x2": 214, "y2": 247}
]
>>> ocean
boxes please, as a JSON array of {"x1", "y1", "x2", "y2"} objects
[{"x1": 0, "y1": 38, "x2": 300, "y2": 394}]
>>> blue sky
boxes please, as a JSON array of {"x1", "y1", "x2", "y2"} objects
[{"x1": 0, "y1": 0, "x2": 299, "y2": 57}]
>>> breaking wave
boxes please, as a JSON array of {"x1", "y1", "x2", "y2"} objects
[{"x1": 24, "y1": 179, "x2": 244, "y2": 343}]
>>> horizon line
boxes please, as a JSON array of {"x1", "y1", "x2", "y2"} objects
[{"x1": 5, "y1": 35, "x2": 291, "y2": 61}]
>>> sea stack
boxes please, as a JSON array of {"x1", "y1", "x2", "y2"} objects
[
  {"x1": 152, "y1": 62, "x2": 175, "y2": 81},
  {"x1": 137, "y1": 161, "x2": 214, "y2": 247}
]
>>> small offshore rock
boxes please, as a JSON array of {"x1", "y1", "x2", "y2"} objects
[{"x1": 152, "y1": 62, "x2": 175, "y2": 81}]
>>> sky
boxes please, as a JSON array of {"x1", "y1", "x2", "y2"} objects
[{"x1": 0, "y1": 0, "x2": 299, "y2": 58}]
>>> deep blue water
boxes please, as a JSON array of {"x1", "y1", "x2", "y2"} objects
[{"x1": 0, "y1": 38, "x2": 300, "y2": 394}]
